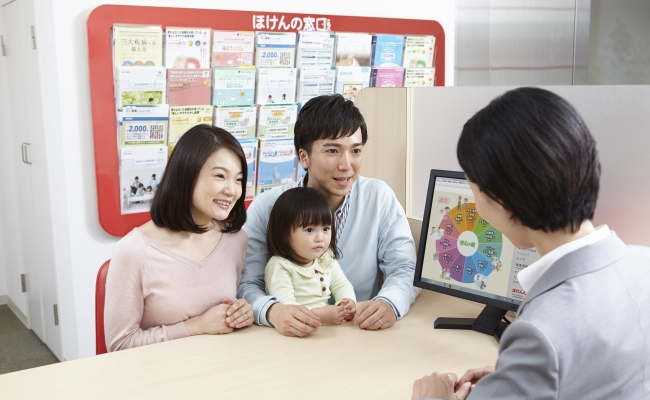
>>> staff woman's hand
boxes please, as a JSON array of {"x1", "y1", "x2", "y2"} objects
[{"x1": 222, "y1": 297, "x2": 254, "y2": 329}]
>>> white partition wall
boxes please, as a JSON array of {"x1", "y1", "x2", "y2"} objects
[{"x1": 356, "y1": 86, "x2": 650, "y2": 247}]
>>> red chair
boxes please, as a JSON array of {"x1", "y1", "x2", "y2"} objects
[{"x1": 95, "y1": 260, "x2": 110, "y2": 355}]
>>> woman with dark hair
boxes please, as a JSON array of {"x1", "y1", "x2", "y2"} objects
[
  {"x1": 105, "y1": 125, "x2": 253, "y2": 351},
  {"x1": 412, "y1": 87, "x2": 650, "y2": 400}
]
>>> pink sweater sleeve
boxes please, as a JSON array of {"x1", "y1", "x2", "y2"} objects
[{"x1": 104, "y1": 234, "x2": 189, "y2": 351}]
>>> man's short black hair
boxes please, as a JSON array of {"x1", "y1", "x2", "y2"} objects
[
  {"x1": 150, "y1": 124, "x2": 247, "y2": 234},
  {"x1": 266, "y1": 187, "x2": 341, "y2": 264},
  {"x1": 294, "y1": 94, "x2": 368, "y2": 155},
  {"x1": 457, "y1": 87, "x2": 600, "y2": 233}
]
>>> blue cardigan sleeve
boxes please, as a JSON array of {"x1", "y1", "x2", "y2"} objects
[
  {"x1": 236, "y1": 193, "x2": 278, "y2": 326},
  {"x1": 374, "y1": 181, "x2": 421, "y2": 319}
]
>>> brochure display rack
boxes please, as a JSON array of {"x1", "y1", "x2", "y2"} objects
[{"x1": 87, "y1": 5, "x2": 445, "y2": 236}]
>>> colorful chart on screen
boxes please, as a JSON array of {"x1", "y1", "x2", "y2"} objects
[{"x1": 431, "y1": 200, "x2": 504, "y2": 289}]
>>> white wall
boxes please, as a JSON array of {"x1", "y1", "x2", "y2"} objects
[
  {"x1": 0, "y1": 5, "x2": 27, "y2": 312},
  {"x1": 28, "y1": 0, "x2": 455, "y2": 360},
  {"x1": 588, "y1": 0, "x2": 650, "y2": 84}
]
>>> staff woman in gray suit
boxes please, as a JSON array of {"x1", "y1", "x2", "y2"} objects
[{"x1": 412, "y1": 87, "x2": 650, "y2": 400}]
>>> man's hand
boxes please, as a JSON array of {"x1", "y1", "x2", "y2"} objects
[
  {"x1": 412, "y1": 372, "x2": 471, "y2": 400},
  {"x1": 354, "y1": 299, "x2": 396, "y2": 330},
  {"x1": 267, "y1": 302, "x2": 321, "y2": 337},
  {"x1": 313, "y1": 305, "x2": 346, "y2": 325},
  {"x1": 456, "y1": 366, "x2": 494, "y2": 390},
  {"x1": 221, "y1": 297, "x2": 253, "y2": 329}
]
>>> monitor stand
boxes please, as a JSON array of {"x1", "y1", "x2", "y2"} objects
[{"x1": 434, "y1": 305, "x2": 509, "y2": 343}]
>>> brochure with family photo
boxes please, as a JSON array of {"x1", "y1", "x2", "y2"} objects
[
  {"x1": 212, "y1": 66, "x2": 256, "y2": 107},
  {"x1": 168, "y1": 106, "x2": 213, "y2": 154},
  {"x1": 335, "y1": 32, "x2": 372, "y2": 67},
  {"x1": 113, "y1": 25, "x2": 163, "y2": 68},
  {"x1": 402, "y1": 35, "x2": 436, "y2": 68},
  {"x1": 257, "y1": 138, "x2": 296, "y2": 194},
  {"x1": 166, "y1": 69, "x2": 212, "y2": 107},
  {"x1": 296, "y1": 31, "x2": 335, "y2": 68},
  {"x1": 404, "y1": 67, "x2": 436, "y2": 87},
  {"x1": 164, "y1": 27, "x2": 212, "y2": 69},
  {"x1": 237, "y1": 138, "x2": 258, "y2": 200},
  {"x1": 120, "y1": 145, "x2": 168, "y2": 215},
  {"x1": 119, "y1": 105, "x2": 169, "y2": 147},
  {"x1": 257, "y1": 104, "x2": 298, "y2": 139},
  {"x1": 256, "y1": 68, "x2": 297, "y2": 105},
  {"x1": 213, "y1": 105, "x2": 257, "y2": 139},
  {"x1": 335, "y1": 66, "x2": 371, "y2": 101},
  {"x1": 115, "y1": 66, "x2": 167, "y2": 111},
  {"x1": 297, "y1": 66, "x2": 336, "y2": 105},
  {"x1": 212, "y1": 31, "x2": 255, "y2": 67},
  {"x1": 255, "y1": 32, "x2": 297, "y2": 68}
]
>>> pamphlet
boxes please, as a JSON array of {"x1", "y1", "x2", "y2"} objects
[
  {"x1": 119, "y1": 105, "x2": 169, "y2": 147},
  {"x1": 212, "y1": 66, "x2": 256, "y2": 107},
  {"x1": 335, "y1": 32, "x2": 372, "y2": 67},
  {"x1": 167, "y1": 69, "x2": 212, "y2": 107},
  {"x1": 120, "y1": 145, "x2": 168, "y2": 215},
  {"x1": 296, "y1": 31, "x2": 335, "y2": 68},
  {"x1": 115, "y1": 66, "x2": 166, "y2": 110},
  {"x1": 168, "y1": 106, "x2": 213, "y2": 153},
  {"x1": 257, "y1": 138, "x2": 296, "y2": 194},
  {"x1": 255, "y1": 32, "x2": 297, "y2": 68},
  {"x1": 214, "y1": 105, "x2": 257, "y2": 139},
  {"x1": 113, "y1": 25, "x2": 163, "y2": 68},
  {"x1": 256, "y1": 68, "x2": 297, "y2": 105},
  {"x1": 237, "y1": 138, "x2": 258, "y2": 200},
  {"x1": 212, "y1": 31, "x2": 255, "y2": 67},
  {"x1": 335, "y1": 66, "x2": 371, "y2": 101},
  {"x1": 403, "y1": 35, "x2": 436, "y2": 68},
  {"x1": 371, "y1": 34, "x2": 405, "y2": 67},
  {"x1": 371, "y1": 67, "x2": 404, "y2": 87},
  {"x1": 165, "y1": 27, "x2": 211, "y2": 69},
  {"x1": 257, "y1": 104, "x2": 298, "y2": 139},
  {"x1": 297, "y1": 67, "x2": 336, "y2": 104},
  {"x1": 404, "y1": 67, "x2": 436, "y2": 87}
]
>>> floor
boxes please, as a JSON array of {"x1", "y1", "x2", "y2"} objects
[{"x1": 0, "y1": 304, "x2": 59, "y2": 374}]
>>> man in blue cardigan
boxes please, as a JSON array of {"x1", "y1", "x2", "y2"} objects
[{"x1": 237, "y1": 94, "x2": 421, "y2": 336}]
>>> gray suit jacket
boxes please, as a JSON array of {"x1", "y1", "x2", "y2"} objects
[{"x1": 467, "y1": 233, "x2": 650, "y2": 400}]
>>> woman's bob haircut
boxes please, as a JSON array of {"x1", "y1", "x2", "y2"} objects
[
  {"x1": 150, "y1": 125, "x2": 247, "y2": 233},
  {"x1": 457, "y1": 87, "x2": 600, "y2": 233}
]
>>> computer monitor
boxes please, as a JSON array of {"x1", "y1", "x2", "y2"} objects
[{"x1": 413, "y1": 170, "x2": 541, "y2": 342}]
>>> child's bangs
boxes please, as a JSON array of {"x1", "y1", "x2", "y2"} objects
[{"x1": 293, "y1": 201, "x2": 333, "y2": 229}]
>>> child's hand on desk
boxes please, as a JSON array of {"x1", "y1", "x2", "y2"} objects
[
  {"x1": 340, "y1": 298, "x2": 356, "y2": 321},
  {"x1": 313, "y1": 305, "x2": 346, "y2": 325}
]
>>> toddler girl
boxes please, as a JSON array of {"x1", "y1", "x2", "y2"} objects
[{"x1": 265, "y1": 187, "x2": 356, "y2": 325}]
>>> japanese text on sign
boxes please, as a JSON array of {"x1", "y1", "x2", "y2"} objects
[{"x1": 252, "y1": 15, "x2": 332, "y2": 31}]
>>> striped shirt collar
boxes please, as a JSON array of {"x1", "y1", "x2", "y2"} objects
[{"x1": 297, "y1": 173, "x2": 351, "y2": 242}]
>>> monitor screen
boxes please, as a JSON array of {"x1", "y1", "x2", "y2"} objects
[{"x1": 414, "y1": 170, "x2": 541, "y2": 312}]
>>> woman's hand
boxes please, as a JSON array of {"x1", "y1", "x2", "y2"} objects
[
  {"x1": 184, "y1": 303, "x2": 233, "y2": 336},
  {"x1": 313, "y1": 305, "x2": 346, "y2": 325},
  {"x1": 340, "y1": 298, "x2": 356, "y2": 321},
  {"x1": 222, "y1": 297, "x2": 254, "y2": 329}
]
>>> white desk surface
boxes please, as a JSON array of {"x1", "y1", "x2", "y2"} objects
[{"x1": 0, "y1": 291, "x2": 499, "y2": 399}]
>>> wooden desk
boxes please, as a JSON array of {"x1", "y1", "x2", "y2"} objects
[{"x1": 0, "y1": 291, "x2": 499, "y2": 399}]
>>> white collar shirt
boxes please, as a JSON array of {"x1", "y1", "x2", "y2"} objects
[{"x1": 517, "y1": 225, "x2": 611, "y2": 293}]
